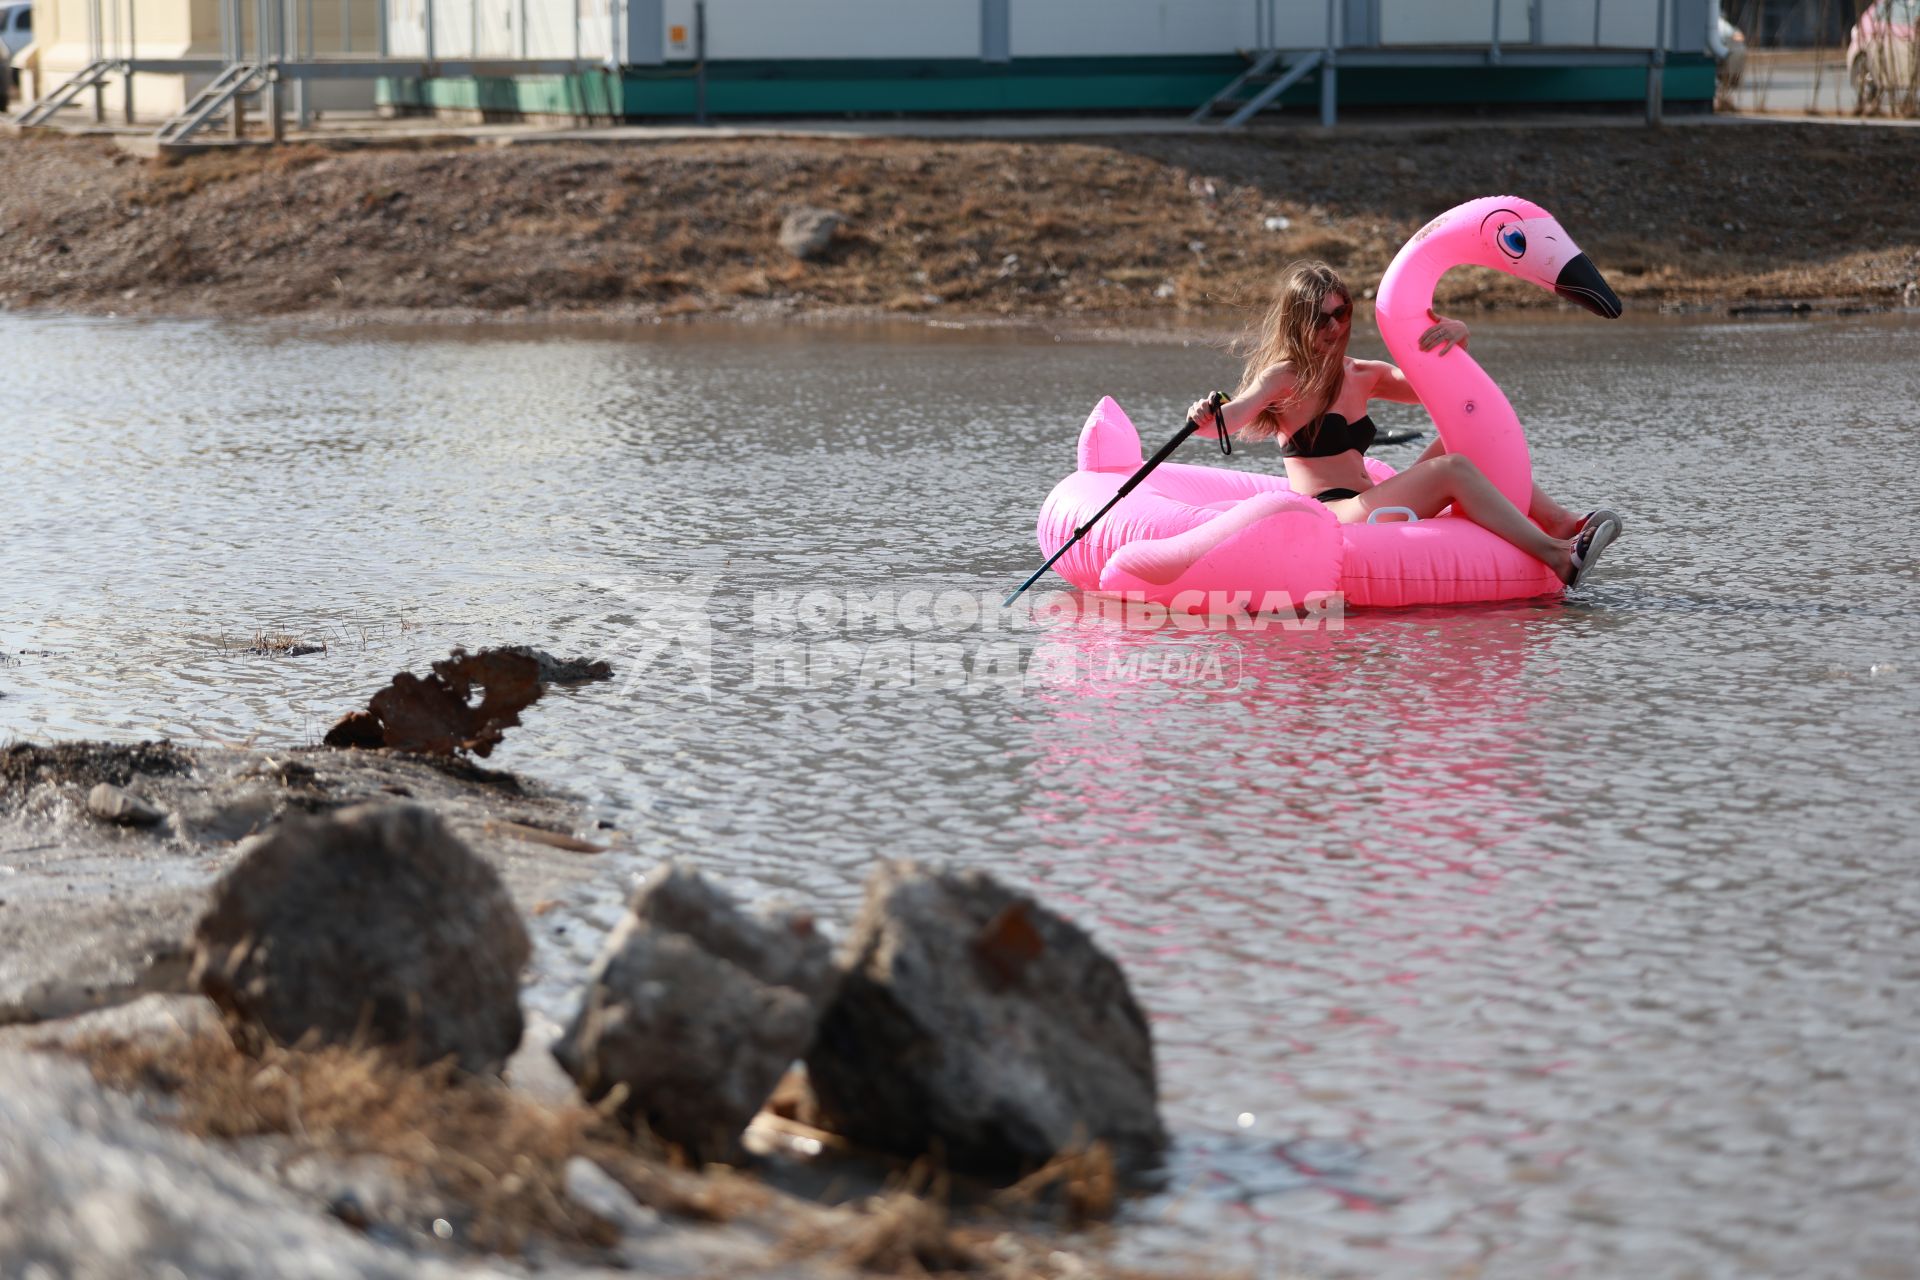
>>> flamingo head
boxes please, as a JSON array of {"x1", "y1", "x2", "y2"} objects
[{"x1": 1460, "y1": 196, "x2": 1623, "y2": 319}]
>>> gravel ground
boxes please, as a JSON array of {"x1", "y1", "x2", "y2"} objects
[{"x1": 2, "y1": 122, "x2": 1916, "y2": 325}]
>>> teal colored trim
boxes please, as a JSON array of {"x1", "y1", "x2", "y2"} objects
[
  {"x1": 376, "y1": 71, "x2": 623, "y2": 118},
  {"x1": 378, "y1": 52, "x2": 1715, "y2": 121}
]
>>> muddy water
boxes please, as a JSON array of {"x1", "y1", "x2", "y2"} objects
[{"x1": 4, "y1": 311, "x2": 1917, "y2": 1280}]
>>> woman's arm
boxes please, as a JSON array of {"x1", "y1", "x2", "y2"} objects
[
  {"x1": 1419, "y1": 310, "x2": 1470, "y2": 356},
  {"x1": 1186, "y1": 362, "x2": 1295, "y2": 439},
  {"x1": 1365, "y1": 310, "x2": 1471, "y2": 404}
]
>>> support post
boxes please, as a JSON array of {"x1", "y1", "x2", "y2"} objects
[
  {"x1": 694, "y1": 0, "x2": 707, "y2": 123},
  {"x1": 1646, "y1": 0, "x2": 1666, "y2": 124},
  {"x1": 981, "y1": 0, "x2": 1009, "y2": 63},
  {"x1": 298, "y1": 0, "x2": 312, "y2": 127},
  {"x1": 123, "y1": 0, "x2": 137, "y2": 123},
  {"x1": 1319, "y1": 0, "x2": 1336, "y2": 126},
  {"x1": 266, "y1": 0, "x2": 284, "y2": 141},
  {"x1": 1491, "y1": 0, "x2": 1502, "y2": 63},
  {"x1": 90, "y1": 0, "x2": 105, "y2": 122},
  {"x1": 231, "y1": 0, "x2": 248, "y2": 137}
]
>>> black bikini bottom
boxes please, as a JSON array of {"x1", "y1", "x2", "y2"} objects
[{"x1": 1312, "y1": 487, "x2": 1361, "y2": 503}]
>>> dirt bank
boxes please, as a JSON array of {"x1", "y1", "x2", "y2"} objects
[{"x1": 2, "y1": 122, "x2": 1917, "y2": 326}]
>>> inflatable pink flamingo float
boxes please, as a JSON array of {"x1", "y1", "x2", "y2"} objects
[{"x1": 1029, "y1": 196, "x2": 1623, "y2": 609}]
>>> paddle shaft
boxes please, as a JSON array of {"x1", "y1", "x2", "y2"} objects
[{"x1": 1004, "y1": 396, "x2": 1228, "y2": 607}]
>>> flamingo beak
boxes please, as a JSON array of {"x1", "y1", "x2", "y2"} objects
[{"x1": 1554, "y1": 253, "x2": 1622, "y2": 319}]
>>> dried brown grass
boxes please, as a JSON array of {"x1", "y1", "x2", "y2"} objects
[
  {"x1": 67, "y1": 1030, "x2": 1194, "y2": 1277},
  {"x1": 779, "y1": 1157, "x2": 1205, "y2": 1280},
  {"x1": 130, "y1": 145, "x2": 329, "y2": 207},
  {"x1": 70, "y1": 1028, "x2": 712, "y2": 1256}
]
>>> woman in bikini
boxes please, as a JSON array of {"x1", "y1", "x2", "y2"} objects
[{"x1": 1188, "y1": 260, "x2": 1621, "y2": 588}]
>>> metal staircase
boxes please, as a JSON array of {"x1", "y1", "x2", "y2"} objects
[
  {"x1": 1190, "y1": 50, "x2": 1324, "y2": 128},
  {"x1": 14, "y1": 59, "x2": 118, "y2": 128},
  {"x1": 156, "y1": 62, "x2": 268, "y2": 146}
]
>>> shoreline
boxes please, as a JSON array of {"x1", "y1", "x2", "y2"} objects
[
  {"x1": 3, "y1": 289, "x2": 1910, "y2": 350},
  {"x1": 4, "y1": 121, "x2": 1917, "y2": 328},
  {"x1": 0, "y1": 735, "x2": 1206, "y2": 1279}
]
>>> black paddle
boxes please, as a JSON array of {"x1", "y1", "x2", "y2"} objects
[{"x1": 1005, "y1": 392, "x2": 1231, "y2": 607}]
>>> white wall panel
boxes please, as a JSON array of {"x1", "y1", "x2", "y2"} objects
[
  {"x1": 1539, "y1": 0, "x2": 1600, "y2": 44},
  {"x1": 384, "y1": 0, "x2": 611, "y2": 59},
  {"x1": 1012, "y1": 0, "x2": 1283, "y2": 58},
  {"x1": 383, "y1": 0, "x2": 1704, "y2": 67},
  {"x1": 1380, "y1": 0, "x2": 1529, "y2": 45},
  {"x1": 472, "y1": 0, "x2": 512, "y2": 56},
  {"x1": 1593, "y1": 0, "x2": 1662, "y2": 47},
  {"x1": 387, "y1": 0, "x2": 424, "y2": 54},
  {"x1": 659, "y1": 0, "x2": 978, "y2": 59}
]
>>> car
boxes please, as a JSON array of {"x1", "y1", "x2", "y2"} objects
[
  {"x1": 1712, "y1": 15, "x2": 1747, "y2": 89},
  {"x1": 0, "y1": 2, "x2": 29, "y2": 63},
  {"x1": 1849, "y1": 0, "x2": 1918, "y2": 113}
]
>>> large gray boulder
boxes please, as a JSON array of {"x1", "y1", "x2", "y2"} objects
[
  {"x1": 778, "y1": 207, "x2": 843, "y2": 261},
  {"x1": 805, "y1": 861, "x2": 1167, "y2": 1175},
  {"x1": 188, "y1": 802, "x2": 529, "y2": 1074},
  {"x1": 553, "y1": 863, "x2": 836, "y2": 1164}
]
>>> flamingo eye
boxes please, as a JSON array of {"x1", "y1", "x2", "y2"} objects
[{"x1": 1498, "y1": 226, "x2": 1527, "y2": 258}]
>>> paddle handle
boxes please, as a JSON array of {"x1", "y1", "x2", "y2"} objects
[{"x1": 1004, "y1": 394, "x2": 1229, "y2": 607}]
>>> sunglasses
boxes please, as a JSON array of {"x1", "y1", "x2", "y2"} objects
[{"x1": 1314, "y1": 299, "x2": 1353, "y2": 329}]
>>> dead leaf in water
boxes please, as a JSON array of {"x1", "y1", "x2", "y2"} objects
[{"x1": 323, "y1": 648, "x2": 543, "y2": 758}]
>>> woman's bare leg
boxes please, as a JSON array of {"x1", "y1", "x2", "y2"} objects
[
  {"x1": 1528, "y1": 485, "x2": 1582, "y2": 539},
  {"x1": 1325, "y1": 455, "x2": 1574, "y2": 580},
  {"x1": 1414, "y1": 437, "x2": 1581, "y2": 537}
]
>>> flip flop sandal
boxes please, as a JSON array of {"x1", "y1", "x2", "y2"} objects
[
  {"x1": 1579, "y1": 508, "x2": 1624, "y2": 537},
  {"x1": 1567, "y1": 515, "x2": 1622, "y2": 590}
]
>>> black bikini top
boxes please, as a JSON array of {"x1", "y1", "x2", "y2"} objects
[{"x1": 1277, "y1": 411, "x2": 1377, "y2": 459}]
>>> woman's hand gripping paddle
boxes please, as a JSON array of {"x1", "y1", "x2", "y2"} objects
[{"x1": 1004, "y1": 392, "x2": 1231, "y2": 607}]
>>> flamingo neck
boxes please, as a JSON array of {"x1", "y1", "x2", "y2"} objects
[
  {"x1": 1371, "y1": 217, "x2": 1533, "y2": 508},
  {"x1": 1374, "y1": 229, "x2": 1471, "y2": 365}
]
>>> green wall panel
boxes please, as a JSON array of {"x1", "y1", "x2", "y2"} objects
[{"x1": 377, "y1": 53, "x2": 1715, "y2": 121}]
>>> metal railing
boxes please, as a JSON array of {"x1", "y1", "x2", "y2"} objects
[
  {"x1": 1199, "y1": 0, "x2": 1701, "y2": 126},
  {"x1": 19, "y1": 0, "x2": 613, "y2": 144}
]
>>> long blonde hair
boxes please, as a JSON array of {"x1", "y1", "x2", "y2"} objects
[{"x1": 1234, "y1": 261, "x2": 1350, "y2": 444}]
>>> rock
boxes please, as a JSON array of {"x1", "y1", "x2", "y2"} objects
[
  {"x1": 169, "y1": 787, "x2": 281, "y2": 845},
  {"x1": 495, "y1": 645, "x2": 615, "y2": 686},
  {"x1": 805, "y1": 861, "x2": 1167, "y2": 1176},
  {"x1": 0, "y1": 1050, "x2": 463, "y2": 1280},
  {"x1": 778, "y1": 208, "x2": 843, "y2": 261},
  {"x1": 188, "y1": 802, "x2": 529, "y2": 1074},
  {"x1": 564, "y1": 1156, "x2": 662, "y2": 1234},
  {"x1": 553, "y1": 862, "x2": 836, "y2": 1163},
  {"x1": 0, "y1": 994, "x2": 221, "y2": 1055},
  {"x1": 87, "y1": 782, "x2": 166, "y2": 827}
]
